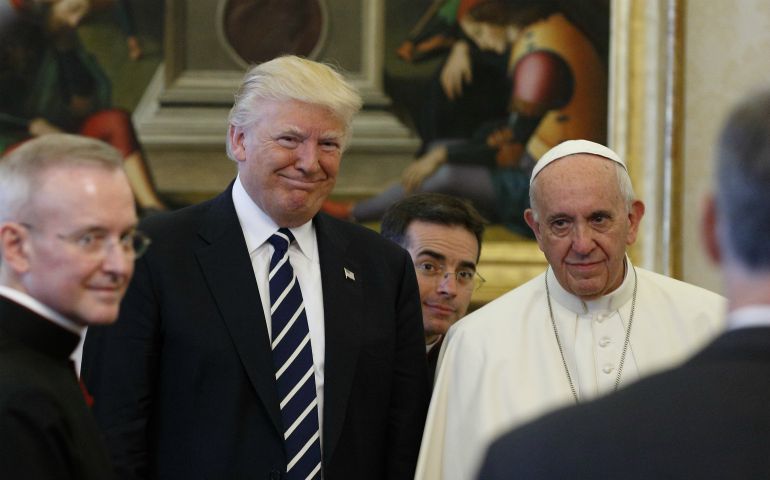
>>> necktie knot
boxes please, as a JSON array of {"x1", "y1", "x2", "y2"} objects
[{"x1": 268, "y1": 228, "x2": 294, "y2": 256}]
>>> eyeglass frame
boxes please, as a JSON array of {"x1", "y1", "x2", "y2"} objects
[
  {"x1": 18, "y1": 222, "x2": 152, "y2": 260},
  {"x1": 414, "y1": 261, "x2": 486, "y2": 291}
]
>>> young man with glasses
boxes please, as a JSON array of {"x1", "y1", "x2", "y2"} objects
[
  {"x1": 381, "y1": 193, "x2": 486, "y2": 388},
  {"x1": 0, "y1": 133, "x2": 144, "y2": 478}
]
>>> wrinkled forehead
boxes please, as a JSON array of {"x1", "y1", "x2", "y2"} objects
[
  {"x1": 538, "y1": 153, "x2": 618, "y2": 180},
  {"x1": 533, "y1": 154, "x2": 625, "y2": 205}
]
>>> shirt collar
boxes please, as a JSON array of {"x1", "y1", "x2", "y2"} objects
[
  {"x1": 727, "y1": 304, "x2": 770, "y2": 331},
  {"x1": 548, "y1": 256, "x2": 635, "y2": 315},
  {"x1": 426, "y1": 335, "x2": 443, "y2": 353},
  {"x1": 232, "y1": 175, "x2": 317, "y2": 260},
  {"x1": 0, "y1": 285, "x2": 84, "y2": 335}
]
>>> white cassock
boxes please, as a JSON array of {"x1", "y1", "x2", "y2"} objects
[{"x1": 414, "y1": 260, "x2": 726, "y2": 480}]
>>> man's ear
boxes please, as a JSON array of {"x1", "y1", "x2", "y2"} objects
[
  {"x1": 524, "y1": 208, "x2": 543, "y2": 246},
  {"x1": 0, "y1": 223, "x2": 32, "y2": 274},
  {"x1": 228, "y1": 125, "x2": 248, "y2": 162},
  {"x1": 625, "y1": 200, "x2": 645, "y2": 245},
  {"x1": 701, "y1": 194, "x2": 722, "y2": 264}
]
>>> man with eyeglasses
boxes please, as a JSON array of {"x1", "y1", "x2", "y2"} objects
[
  {"x1": 0, "y1": 133, "x2": 143, "y2": 479},
  {"x1": 381, "y1": 193, "x2": 486, "y2": 389},
  {"x1": 415, "y1": 139, "x2": 726, "y2": 480}
]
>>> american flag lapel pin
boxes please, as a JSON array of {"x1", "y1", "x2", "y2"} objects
[{"x1": 344, "y1": 268, "x2": 355, "y2": 281}]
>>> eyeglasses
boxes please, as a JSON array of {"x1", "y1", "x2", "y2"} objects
[
  {"x1": 20, "y1": 223, "x2": 152, "y2": 260},
  {"x1": 414, "y1": 261, "x2": 486, "y2": 291}
]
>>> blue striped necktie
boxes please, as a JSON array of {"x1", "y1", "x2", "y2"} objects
[{"x1": 267, "y1": 228, "x2": 322, "y2": 479}]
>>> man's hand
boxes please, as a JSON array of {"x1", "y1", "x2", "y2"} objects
[
  {"x1": 397, "y1": 35, "x2": 455, "y2": 63},
  {"x1": 495, "y1": 143, "x2": 524, "y2": 168},
  {"x1": 396, "y1": 40, "x2": 416, "y2": 62},
  {"x1": 487, "y1": 128, "x2": 524, "y2": 168},
  {"x1": 440, "y1": 40, "x2": 472, "y2": 100},
  {"x1": 486, "y1": 127, "x2": 513, "y2": 148},
  {"x1": 28, "y1": 118, "x2": 63, "y2": 137},
  {"x1": 402, "y1": 146, "x2": 447, "y2": 192}
]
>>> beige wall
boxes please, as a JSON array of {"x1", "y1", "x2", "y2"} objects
[{"x1": 680, "y1": 0, "x2": 770, "y2": 293}]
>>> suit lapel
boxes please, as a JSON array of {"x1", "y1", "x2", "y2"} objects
[
  {"x1": 194, "y1": 189, "x2": 283, "y2": 436},
  {"x1": 315, "y1": 215, "x2": 363, "y2": 464}
]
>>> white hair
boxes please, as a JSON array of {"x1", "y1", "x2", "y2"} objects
[
  {"x1": 225, "y1": 56, "x2": 363, "y2": 160},
  {"x1": 0, "y1": 134, "x2": 123, "y2": 222}
]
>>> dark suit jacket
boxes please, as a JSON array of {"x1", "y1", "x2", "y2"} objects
[
  {"x1": 478, "y1": 326, "x2": 770, "y2": 479},
  {"x1": 0, "y1": 296, "x2": 115, "y2": 479},
  {"x1": 426, "y1": 336, "x2": 443, "y2": 392},
  {"x1": 82, "y1": 186, "x2": 429, "y2": 480}
]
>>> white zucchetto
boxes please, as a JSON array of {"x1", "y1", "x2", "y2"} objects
[{"x1": 530, "y1": 139, "x2": 626, "y2": 185}]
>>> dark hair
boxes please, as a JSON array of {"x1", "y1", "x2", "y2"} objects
[
  {"x1": 715, "y1": 90, "x2": 770, "y2": 269},
  {"x1": 468, "y1": 0, "x2": 557, "y2": 27},
  {"x1": 380, "y1": 193, "x2": 487, "y2": 260}
]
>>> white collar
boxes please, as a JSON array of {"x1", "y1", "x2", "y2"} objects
[
  {"x1": 426, "y1": 335, "x2": 442, "y2": 353},
  {"x1": 0, "y1": 285, "x2": 84, "y2": 334},
  {"x1": 548, "y1": 256, "x2": 635, "y2": 315},
  {"x1": 231, "y1": 175, "x2": 316, "y2": 260},
  {"x1": 727, "y1": 304, "x2": 770, "y2": 331}
]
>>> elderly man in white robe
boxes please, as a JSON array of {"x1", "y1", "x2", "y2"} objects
[{"x1": 414, "y1": 139, "x2": 726, "y2": 480}]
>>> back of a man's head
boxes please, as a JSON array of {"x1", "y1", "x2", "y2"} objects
[
  {"x1": 380, "y1": 193, "x2": 486, "y2": 259},
  {"x1": 715, "y1": 90, "x2": 770, "y2": 271}
]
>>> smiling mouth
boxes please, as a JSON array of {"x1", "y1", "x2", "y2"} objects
[
  {"x1": 280, "y1": 176, "x2": 328, "y2": 189},
  {"x1": 425, "y1": 303, "x2": 456, "y2": 314},
  {"x1": 88, "y1": 285, "x2": 123, "y2": 294}
]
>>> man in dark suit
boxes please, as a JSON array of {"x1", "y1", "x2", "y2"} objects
[
  {"x1": 0, "y1": 134, "x2": 142, "y2": 478},
  {"x1": 477, "y1": 90, "x2": 770, "y2": 479},
  {"x1": 380, "y1": 193, "x2": 486, "y2": 388},
  {"x1": 82, "y1": 55, "x2": 429, "y2": 480}
]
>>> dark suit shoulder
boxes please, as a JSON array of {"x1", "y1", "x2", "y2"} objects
[
  {"x1": 139, "y1": 193, "x2": 227, "y2": 237},
  {"x1": 482, "y1": 329, "x2": 770, "y2": 479},
  {"x1": 315, "y1": 213, "x2": 408, "y2": 256}
]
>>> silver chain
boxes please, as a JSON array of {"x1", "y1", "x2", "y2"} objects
[{"x1": 545, "y1": 266, "x2": 638, "y2": 404}]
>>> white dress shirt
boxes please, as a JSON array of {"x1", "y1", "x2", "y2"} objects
[{"x1": 231, "y1": 176, "x2": 326, "y2": 437}]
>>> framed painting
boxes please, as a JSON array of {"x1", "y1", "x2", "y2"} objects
[{"x1": 80, "y1": 0, "x2": 685, "y2": 306}]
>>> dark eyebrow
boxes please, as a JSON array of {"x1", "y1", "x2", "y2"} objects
[
  {"x1": 417, "y1": 250, "x2": 476, "y2": 271},
  {"x1": 416, "y1": 250, "x2": 446, "y2": 262},
  {"x1": 457, "y1": 260, "x2": 477, "y2": 272}
]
